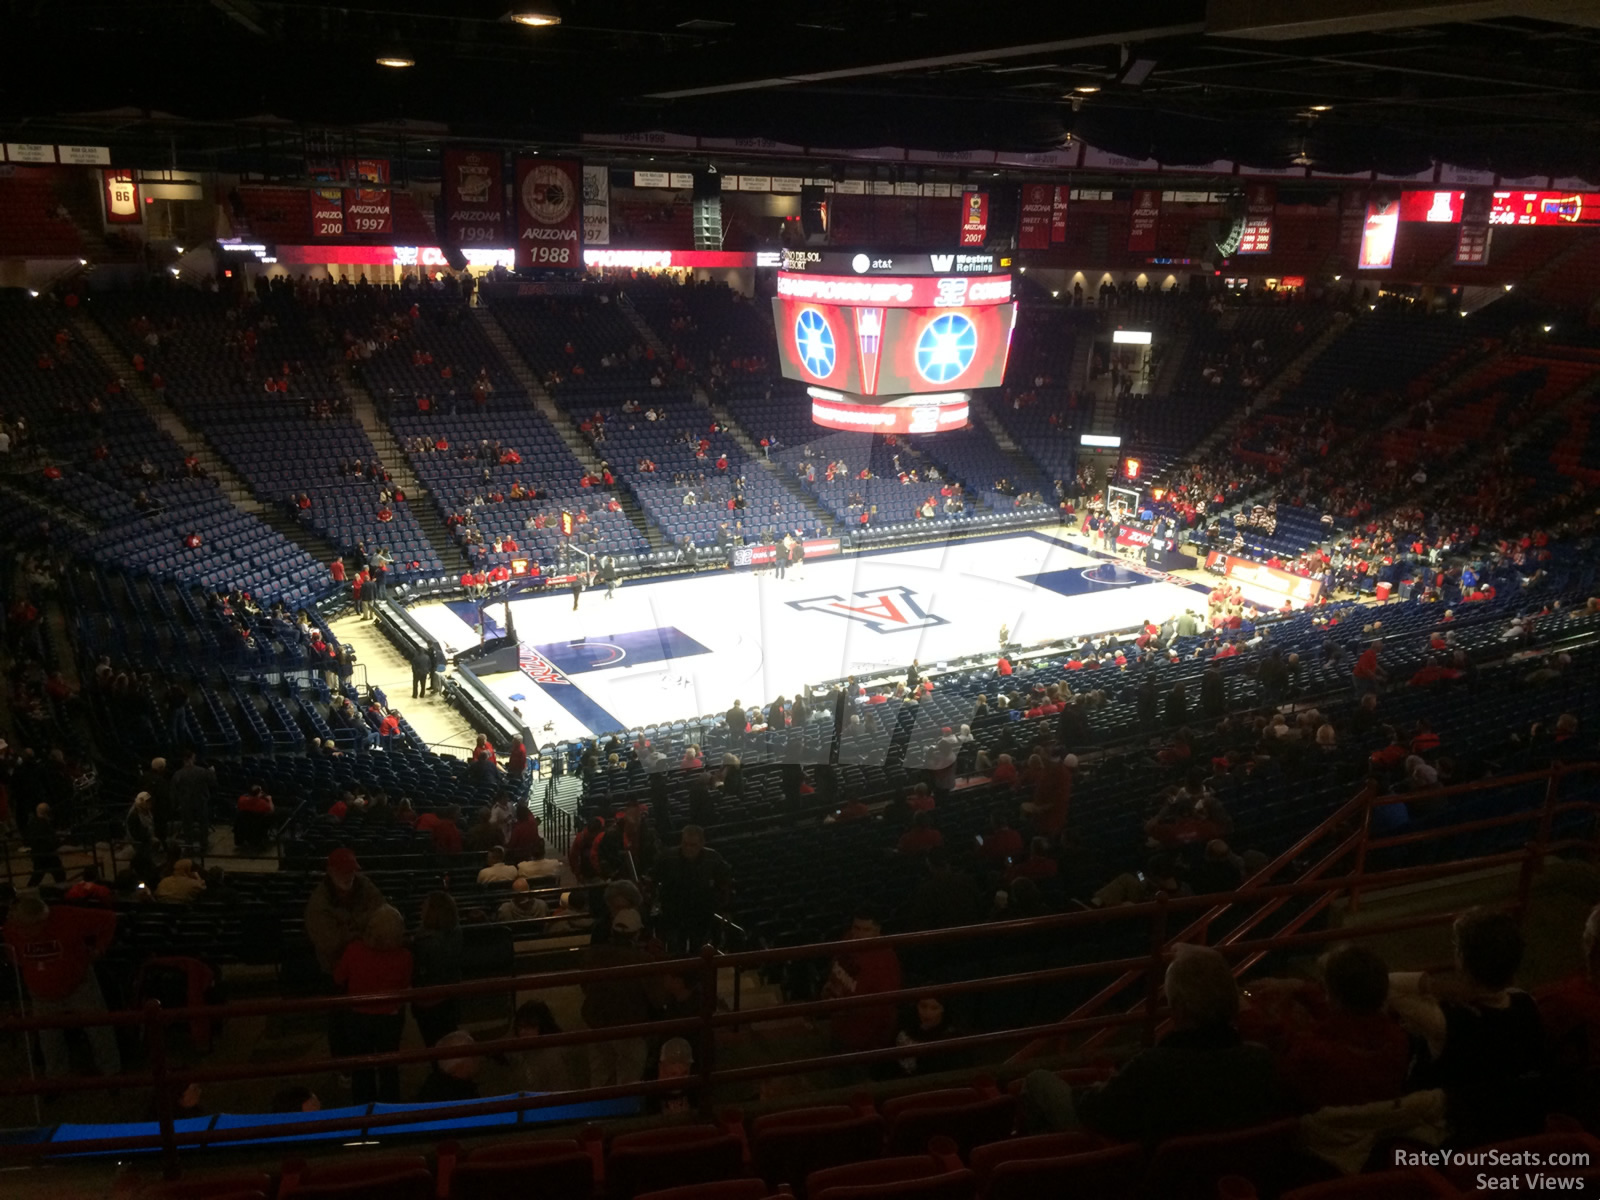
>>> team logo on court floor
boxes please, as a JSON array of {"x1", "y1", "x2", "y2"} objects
[
  {"x1": 788, "y1": 586, "x2": 948, "y2": 633},
  {"x1": 519, "y1": 647, "x2": 571, "y2": 685}
]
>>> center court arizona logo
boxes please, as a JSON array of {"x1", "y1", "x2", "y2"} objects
[{"x1": 788, "y1": 586, "x2": 948, "y2": 634}]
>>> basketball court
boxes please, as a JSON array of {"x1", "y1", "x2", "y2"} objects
[{"x1": 406, "y1": 530, "x2": 1205, "y2": 742}]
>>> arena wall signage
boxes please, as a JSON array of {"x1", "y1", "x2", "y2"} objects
[
  {"x1": 581, "y1": 249, "x2": 754, "y2": 269},
  {"x1": 807, "y1": 391, "x2": 971, "y2": 435},
  {"x1": 1204, "y1": 552, "x2": 1323, "y2": 605}
]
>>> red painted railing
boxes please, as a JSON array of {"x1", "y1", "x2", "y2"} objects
[{"x1": 0, "y1": 763, "x2": 1595, "y2": 1181}]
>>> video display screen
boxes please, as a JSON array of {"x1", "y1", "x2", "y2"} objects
[
  {"x1": 772, "y1": 297, "x2": 1014, "y2": 396},
  {"x1": 1489, "y1": 191, "x2": 1600, "y2": 226},
  {"x1": 1399, "y1": 190, "x2": 1465, "y2": 223}
]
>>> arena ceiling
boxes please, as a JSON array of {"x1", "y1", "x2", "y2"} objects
[{"x1": 6, "y1": 0, "x2": 1600, "y2": 178}]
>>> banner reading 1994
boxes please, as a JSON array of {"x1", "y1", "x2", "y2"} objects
[
  {"x1": 515, "y1": 157, "x2": 583, "y2": 270},
  {"x1": 442, "y1": 148, "x2": 504, "y2": 246}
]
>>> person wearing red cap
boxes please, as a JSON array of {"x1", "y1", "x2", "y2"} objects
[{"x1": 304, "y1": 848, "x2": 386, "y2": 976}]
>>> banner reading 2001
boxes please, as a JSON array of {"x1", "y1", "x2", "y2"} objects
[{"x1": 515, "y1": 157, "x2": 583, "y2": 270}]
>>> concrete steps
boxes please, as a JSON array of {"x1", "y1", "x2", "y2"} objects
[
  {"x1": 71, "y1": 315, "x2": 263, "y2": 513},
  {"x1": 708, "y1": 400, "x2": 836, "y2": 534},
  {"x1": 471, "y1": 305, "x2": 666, "y2": 551},
  {"x1": 616, "y1": 292, "x2": 672, "y2": 358},
  {"x1": 338, "y1": 371, "x2": 462, "y2": 571},
  {"x1": 972, "y1": 395, "x2": 1054, "y2": 488}
]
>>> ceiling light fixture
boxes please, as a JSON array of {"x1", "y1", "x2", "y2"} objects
[
  {"x1": 1309, "y1": 104, "x2": 1333, "y2": 112},
  {"x1": 376, "y1": 53, "x2": 415, "y2": 68},
  {"x1": 1073, "y1": 84, "x2": 1101, "y2": 94},
  {"x1": 507, "y1": 7, "x2": 561, "y2": 26}
]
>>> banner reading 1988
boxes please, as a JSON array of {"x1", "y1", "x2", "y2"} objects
[{"x1": 515, "y1": 157, "x2": 583, "y2": 270}]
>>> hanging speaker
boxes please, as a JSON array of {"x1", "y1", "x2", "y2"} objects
[{"x1": 801, "y1": 185, "x2": 829, "y2": 241}]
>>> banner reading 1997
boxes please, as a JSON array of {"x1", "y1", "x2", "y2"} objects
[{"x1": 515, "y1": 157, "x2": 583, "y2": 270}]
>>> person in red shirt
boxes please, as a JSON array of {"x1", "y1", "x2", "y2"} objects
[
  {"x1": 379, "y1": 711, "x2": 401, "y2": 739},
  {"x1": 988, "y1": 754, "x2": 1018, "y2": 786},
  {"x1": 1539, "y1": 904, "x2": 1600, "y2": 1128},
  {"x1": 1003, "y1": 838, "x2": 1059, "y2": 884},
  {"x1": 505, "y1": 805, "x2": 543, "y2": 862},
  {"x1": 63, "y1": 865, "x2": 114, "y2": 905},
  {"x1": 1244, "y1": 944, "x2": 1412, "y2": 1112},
  {"x1": 429, "y1": 805, "x2": 463, "y2": 855},
  {"x1": 3, "y1": 896, "x2": 122, "y2": 1077},
  {"x1": 997, "y1": 656, "x2": 1013, "y2": 676},
  {"x1": 823, "y1": 910, "x2": 903, "y2": 1052},
  {"x1": 896, "y1": 813, "x2": 944, "y2": 856},
  {"x1": 1351, "y1": 643, "x2": 1384, "y2": 696},
  {"x1": 330, "y1": 557, "x2": 346, "y2": 585},
  {"x1": 235, "y1": 784, "x2": 276, "y2": 851},
  {"x1": 905, "y1": 783, "x2": 936, "y2": 814},
  {"x1": 333, "y1": 905, "x2": 413, "y2": 1103},
  {"x1": 828, "y1": 798, "x2": 870, "y2": 823},
  {"x1": 976, "y1": 810, "x2": 1024, "y2": 867}
]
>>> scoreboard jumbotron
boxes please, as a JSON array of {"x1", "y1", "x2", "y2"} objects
[{"x1": 771, "y1": 249, "x2": 1016, "y2": 435}]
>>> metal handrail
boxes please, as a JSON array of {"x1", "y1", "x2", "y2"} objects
[{"x1": 0, "y1": 765, "x2": 1593, "y2": 1180}]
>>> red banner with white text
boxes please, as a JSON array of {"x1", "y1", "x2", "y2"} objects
[
  {"x1": 442, "y1": 148, "x2": 505, "y2": 246},
  {"x1": 1050, "y1": 185, "x2": 1069, "y2": 243},
  {"x1": 342, "y1": 188, "x2": 391, "y2": 235},
  {"x1": 515, "y1": 157, "x2": 583, "y2": 270},
  {"x1": 959, "y1": 191, "x2": 989, "y2": 247},
  {"x1": 1018, "y1": 183, "x2": 1052, "y2": 250},
  {"x1": 1127, "y1": 189, "x2": 1162, "y2": 253},
  {"x1": 311, "y1": 189, "x2": 344, "y2": 238}
]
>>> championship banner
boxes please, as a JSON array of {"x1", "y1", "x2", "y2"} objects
[
  {"x1": 959, "y1": 191, "x2": 988, "y2": 247},
  {"x1": 1455, "y1": 189, "x2": 1492, "y2": 266},
  {"x1": 102, "y1": 169, "x2": 141, "y2": 224},
  {"x1": 582, "y1": 163, "x2": 610, "y2": 246},
  {"x1": 343, "y1": 187, "x2": 391, "y2": 235},
  {"x1": 442, "y1": 148, "x2": 504, "y2": 246},
  {"x1": 311, "y1": 189, "x2": 344, "y2": 238},
  {"x1": 516, "y1": 157, "x2": 583, "y2": 270},
  {"x1": 1358, "y1": 197, "x2": 1399, "y2": 270},
  {"x1": 1237, "y1": 183, "x2": 1275, "y2": 254},
  {"x1": 1127, "y1": 188, "x2": 1162, "y2": 252},
  {"x1": 1018, "y1": 183, "x2": 1052, "y2": 250},
  {"x1": 1050, "y1": 185, "x2": 1069, "y2": 243}
]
